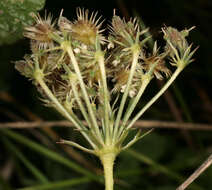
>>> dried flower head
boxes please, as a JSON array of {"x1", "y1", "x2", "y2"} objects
[
  {"x1": 142, "y1": 42, "x2": 171, "y2": 80},
  {"x1": 24, "y1": 12, "x2": 56, "y2": 49},
  {"x1": 111, "y1": 64, "x2": 144, "y2": 97},
  {"x1": 112, "y1": 69, "x2": 130, "y2": 92}
]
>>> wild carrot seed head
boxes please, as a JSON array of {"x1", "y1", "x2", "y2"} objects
[
  {"x1": 69, "y1": 8, "x2": 105, "y2": 45},
  {"x1": 24, "y1": 12, "x2": 56, "y2": 50}
]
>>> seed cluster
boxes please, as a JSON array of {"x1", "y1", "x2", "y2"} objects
[{"x1": 15, "y1": 8, "x2": 196, "y2": 122}]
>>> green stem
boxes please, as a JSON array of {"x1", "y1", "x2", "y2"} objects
[
  {"x1": 118, "y1": 76, "x2": 150, "y2": 138},
  {"x1": 121, "y1": 129, "x2": 153, "y2": 151},
  {"x1": 123, "y1": 77, "x2": 150, "y2": 124},
  {"x1": 66, "y1": 45, "x2": 103, "y2": 145},
  {"x1": 96, "y1": 51, "x2": 111, "y2": 144},
  {"x1": 100, "y1": 153, "x2": 116, "y2": 190},
  {"x1": 35, "y1": 72, "x2": 95, "y2": 149},
  {"x1": 59, "y1": 140, "x2": 95, "y2": 154},
  {"x1": 70, "y1": 82, "x2": 99, "y2": 148},
  {"x1": 126, "y1": 67, "x2": 183, "y2": 130},
  {"x1": 71, "y1": 81, "x2": 92, "y2": 128},
  {"x1": 62, "y1": 64, "x2": 92, "y2": 129},
  {"x1": 113, "y1": 47, "x2": 140, "y2": 140},
  {"x1": 36, "y1": 75, "x2": 80, "y2": 130}
]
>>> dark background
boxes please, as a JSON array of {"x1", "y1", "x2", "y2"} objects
[{"x1": 0, "y1": 0, "x2": 212, "y2": 190}]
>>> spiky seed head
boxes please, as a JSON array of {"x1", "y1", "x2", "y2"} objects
[
  {"x1": 58, "y1": 9, "x2": 72, "y2": 32},
  {"x1": 24, "y1": 12, "x2": 55, "y2": 49},
  {"x1": 71, "y1": 8, "x2": 104, "y2": 45},
  {"x1": 109, "y1": 13, "x2": 140, "y2": 47},
  {"x1": 142, "y1": 42, "x2": 171, "y2": 80}
]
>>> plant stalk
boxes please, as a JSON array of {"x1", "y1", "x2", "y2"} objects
[
  {"x1": 113, "y1": 47, "x2": 140, "y2": 140},
  {"x1": 117, "y1": 76, "x2": 150, "y2": 137},
  {"x1": 35, "y1": 75, "x2": 81, "y2": 130},
  {"x1": 126, "y1": 66, "x2": 183, "y2": 130},
  {"x1": 35, "y1": 73, "x2": 96, "y2": 149},
  {"x1": 96, "y1": 51, "x2": 111, "y2": 144},
  {"x1": 100, "y1": 153, "x2": 116, "y2": 190},
  {"x1": 65, "y1": 44, "x2": 103, "y2": 144}
]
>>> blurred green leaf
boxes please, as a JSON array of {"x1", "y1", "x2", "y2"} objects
[
  {"x1": 172, "y1": 84, "x2": 193, "y2": 122},
  {"x1": 2, "y1": 137, "x2": 49, "y2": 184},
  {"x1": 125, "y1": 149, "x2": 203, "y2": 190},
  {"x1": 125, "y1": 148, "x2": 183, "y2": 182},
  {"x1": 168, "y1": 148, "x2": 199, "y2": 171},
  {"x1": 116, "y1": 152, "x2": 141, "y2": 185},
  {"x1": 0, "y1": 0, "x2": 46, "y2": 45},
  {"x1": 1, "y1": 129, "x2": 102, "y2": 183},
  {"x1": 17, "y1": 177, "x2": 90, "y2": 190},
  {"x1": 133, "y1": 133, "x2": 167, "y2": 161}
]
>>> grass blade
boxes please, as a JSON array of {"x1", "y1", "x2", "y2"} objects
[
  {"x1": 1, "y1": 129, "x2": 102, "y2": 183},
  {"x1": 17, "y1": 177, "x2": 90, "y2": 190},
  {"x1": 2, "y1": 137, "x2": 48, "y2": 183}
]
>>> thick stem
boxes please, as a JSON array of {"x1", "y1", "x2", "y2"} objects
[{"x1": 100, "y1": 153, "x2": 116, "y2": 190}]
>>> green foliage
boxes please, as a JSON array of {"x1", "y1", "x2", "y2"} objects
[
  {"x1": 1, "y1": 129, "x2": 101, "y2": 183},
  {"x1": 0, "y1": 0, "x2": 46, "y2": 45}
]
